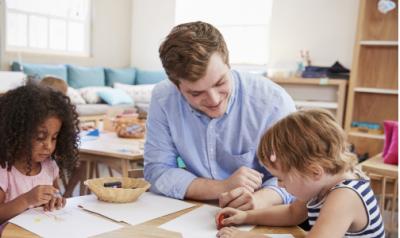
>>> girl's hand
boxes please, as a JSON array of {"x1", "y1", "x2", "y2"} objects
[
  {"x1": 43, "y1": 195, "x2": 66, "y2": 212},
  {"x1": 215, "y1": 207, "x2": 248, "y2": 226},
  {"x1": 217, "y1": 227, "x2": 261, "y2": 238},
  {"x1": 24, "y1": 185, "x2": 58, "y2": 208}
]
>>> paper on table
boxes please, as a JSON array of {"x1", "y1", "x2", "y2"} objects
[
  {"x1": 9, "y1": 196, "x2": 123, "y2": 238},
  {"x1": 79, "y1": 192, "x2": 196, "y2": 225},
  {"x1": 264, "y1": 234, "x2": 295, "y2": 238},
  {"x1": 160, "y1": 204, "x2": 254, "y2": 238}
]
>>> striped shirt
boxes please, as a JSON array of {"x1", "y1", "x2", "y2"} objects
[{"x1": 307, "y1": 179, "x2": 385, "y2": 238}]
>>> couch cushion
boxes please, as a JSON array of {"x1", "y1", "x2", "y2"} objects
[
  {"x1": 135, "y1": 69, "x2": 167, "y2": 85},
  {"x1": 67, "y1": 87, "x2": 86, "y2": 105},
  {"x1": 98, "y1": 88, "x2": 134, "y2": 106},
  {"x1": 76, "y1": 104, "x2": 110, "y2": 116},
  {"x1": 11, "y1": 62, "x2": 67, "y2": 81},
  {"x1": 67, "y1": 65, "x2": 105, "y2": 88},
  {"x1": 105, "y1": 68, "x2": 136, "y2": 86},
  {"x1": 79, "y1": 86, "x2": 112, "y2": 104},
  {"x1": 113, "y1": 83, "x2": 155, "y2": 104}
]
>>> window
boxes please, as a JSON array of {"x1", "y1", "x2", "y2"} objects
[
  {"x1": 5, "y1": 0, "x2": 91, "y2": 56},
  {"x1": 175, "y1": 0, "x2": 273, "y2": 65}
]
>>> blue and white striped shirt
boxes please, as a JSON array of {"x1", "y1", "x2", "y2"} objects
[
  {"x1": 144, "y1": 70, "x2": 296, "y2": 201},
  {"x1": 307, "y1": 178, "x2": 385, "y2": 238}
]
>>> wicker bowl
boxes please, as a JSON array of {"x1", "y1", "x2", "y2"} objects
[
  {"x1": 113, "y1": 116, "x2": 146, "y2": 139},
  {"x1": 84, "y1": 177, "x2": 151, "y2": 203}
]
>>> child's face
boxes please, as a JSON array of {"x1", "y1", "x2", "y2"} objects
[
  {"x1": 31, "y1": 116, "x2": 62, "y2": 163},
  {"x1": 267, "y1": 164, "x2": 322, "y2": 202}
]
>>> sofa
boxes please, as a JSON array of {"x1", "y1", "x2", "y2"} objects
[{"x1": 11, "y1": 62, "x2": 166, "y2": 123}]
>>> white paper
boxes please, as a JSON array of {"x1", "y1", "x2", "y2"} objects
[
  {"x1": 9, "y1": 196, "x2": 123, "y2": 238},
  {"x1": 79, "y1": 192, "x2": 196, "y2": 225},
  {"x1": 265, "y1": 234, "x2": 295, "y2": 238},
  {"x1": 160, "y1": 204, "x2": 254, "y2": 238}
]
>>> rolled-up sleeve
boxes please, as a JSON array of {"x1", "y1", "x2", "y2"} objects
[
  {"x1": 262, "y1": 177, "x2": 295, "y2": 204},
  {"x1": 144, "y1": 90, "x2": 197, "y2": 199}
]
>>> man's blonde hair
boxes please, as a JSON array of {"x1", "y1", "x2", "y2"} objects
[{"x1": 258, "y1": 109, "x2": 356, "y2": 176}]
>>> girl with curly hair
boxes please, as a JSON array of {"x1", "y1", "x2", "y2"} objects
[{"x1": 0, "y1": 83, "x2": 80, "y2": 225}]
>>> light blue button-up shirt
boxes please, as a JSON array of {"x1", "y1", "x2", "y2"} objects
[{"x1": 144, "y1": 70, "x2": 296, "y2": 203}]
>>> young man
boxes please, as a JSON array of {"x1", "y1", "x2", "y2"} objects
[{"x1": 144, "y1": 21, "x2": 296, "y2": 210}]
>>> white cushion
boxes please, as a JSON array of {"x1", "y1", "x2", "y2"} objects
[
  {"x1": 113, "y1": 83, "x2": 155, "y2": 104},
  {"x1": 67, "y1": 87, "x2": 86, "y2": 105},
  {"x1": 79, "y1": 86, "x2": 112, "y2": 104}
]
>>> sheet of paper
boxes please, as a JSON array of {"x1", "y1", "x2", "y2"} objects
[
  {"x1": 79, "y1": 192, "x2": 196, "y2": 225},
  {"x1": 9, "y1": 196, "x2": 123, "y2": 238},
  {"x1": 265, "y1": 234, "x2": 295, "y2": 238},
  {"x1": 160, "y1": 204, "x2": 254, "y2": 238}
]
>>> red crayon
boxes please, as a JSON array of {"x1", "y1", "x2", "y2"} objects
[{"x1": 217, "y1": 214, "x2": 226, "y2": 230}]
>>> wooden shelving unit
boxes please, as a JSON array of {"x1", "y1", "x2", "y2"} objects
[
  {"x1": 272, "y1": 77, "x2": 347, "y2": 126},
  {"x1": 344, "y1": 0, "x2": 398, "y2": 156}
]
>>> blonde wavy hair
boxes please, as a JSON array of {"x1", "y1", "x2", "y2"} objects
[{"x1": 258, "y1": 109, "x2": 356, "y2": 177}]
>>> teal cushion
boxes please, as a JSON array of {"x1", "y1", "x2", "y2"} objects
[
  {"x1": 98, "y1": 88, "x2": 134, "y2": 105},
  {"x1": 67, "y1": 65, "x2": 105, "y2": 88},
  {"x1": 135, "y1": 69, "x2": 167, "y2": 85},
  {"x1": 105, "y1": 68, "x2": 136, "y2": 86},
  {"x1": 11, "y1": 62, "x2": 67, "y2": 81}
]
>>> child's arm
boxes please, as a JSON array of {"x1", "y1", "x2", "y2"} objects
[
  {"x1": 217, "y1": 200, "x2": 308, "y2": 227},
  {"x1": 0, "y1": 185, "x2": 58, "y2": 223},
  {"x1": 307, "y1": 188, "x2": 366, "y2": 238}
]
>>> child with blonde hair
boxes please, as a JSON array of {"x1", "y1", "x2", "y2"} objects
[
  {"x1": 0, "y1": 84, "x2": 79, "y2": 228},
  {"x1": 39, "y1": 75, "x2": 68, "y2": 95},
  {"x1": 216, "y1": 109, "x2": 384, "y2": 238}
]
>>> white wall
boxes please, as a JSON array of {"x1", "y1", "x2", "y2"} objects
[
  {"x1": 131, "y1": 0, "x2": 176, "y2": 70},
  {"x1": 0, "y1": 0, "x2": 132, "y2": 70},
  {"x1": 269, "y1": 0, "x2": 359, "y2": 69},
  {"x1": 130, "y1": 0, "x2": 360, "y2": 70}
]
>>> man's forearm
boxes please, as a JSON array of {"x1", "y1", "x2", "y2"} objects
[{"x1": 185, "y1": 178, "x2": 227, "y2": 200}]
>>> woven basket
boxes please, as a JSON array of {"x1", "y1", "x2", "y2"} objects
[
  {"x1": 113, "y1": 116, "x2": 146, "y2": 139},
  {"x1": 84, "y1": 177, "x2": 151, "y2": 203}
]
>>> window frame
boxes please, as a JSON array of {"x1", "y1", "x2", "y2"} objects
[{"x1": 4, "y1": 0, "x2": 92, "y2": 57}]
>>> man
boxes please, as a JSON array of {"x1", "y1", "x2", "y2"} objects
[{"x1": 144, "y1": 21, "x2": 296, "y2": 210}]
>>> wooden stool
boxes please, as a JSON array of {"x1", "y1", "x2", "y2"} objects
[{"x1": 360, "y1": 153, "x2": 398, "y2": 236}]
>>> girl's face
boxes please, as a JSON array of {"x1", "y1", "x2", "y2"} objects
[
  {"x1": 31, "y1": 116, "x2": 62, "y2": 163},
  {"x1": 266, "y1": 163, "x2": 323, "y2": 202}
]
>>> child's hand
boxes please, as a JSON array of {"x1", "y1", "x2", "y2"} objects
[
  {"x1": 217, "y1": 227, "x2": 258, "y2": 238},
  {"x1": 43, "y1": 194, "x2": 66, "y2": 212},
  {"x1": 215, "y1": 207, "x2": 248, "y2": 227},
  {"x1": 23, "y1": 185, "x2": 59, "y2": 208}
]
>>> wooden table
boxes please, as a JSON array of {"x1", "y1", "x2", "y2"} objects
[
  {"x1": 3, "y1": 202, "x2": 307, "y2": 238},
  {"x1": 79, "y1": 131, "x2": 144, "y2": 178}
]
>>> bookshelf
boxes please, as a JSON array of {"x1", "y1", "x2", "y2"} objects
[
  {"x1": 271, "y1": 77, "x2": 347, "y2": 126},
  {"x1": 344, "y1": 0, "x2": 398, "y2": 156}
]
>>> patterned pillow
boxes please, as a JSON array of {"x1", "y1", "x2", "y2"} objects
[
  {"x1": 79, "y1": 86, "x2": 112, "y2": 104},
  {"x1": 113, "y1": 83, "x2": 155, "y2": 104},
  {"x1": 67, "y1": 87, "x2": 86, "y2": 105}
]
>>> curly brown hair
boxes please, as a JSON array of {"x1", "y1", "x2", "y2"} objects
[
  {"x1": 258, "y1": 109, "x2": 356, "y2": 177},
  {"x1": 159, "y1": 21, "x2": 229, "y2": 85},
  {"x1": 0, "y1": 84, "x2": 80, "y2": 175}
]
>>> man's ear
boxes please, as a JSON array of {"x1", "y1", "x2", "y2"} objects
[{"x1": 309, "y1": 164, "x2": 324, "y2": 181}]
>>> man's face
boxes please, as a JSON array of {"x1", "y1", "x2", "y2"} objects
[{"x1": 178, "y1": 53, "x2": 232, "y2": 118}]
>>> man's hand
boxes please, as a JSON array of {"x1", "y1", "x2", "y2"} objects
[
  {"x1": 23, "y1": 185, "x2": 58, "y2": 208},
  {"x1": 219, "y1": 187, "x2": 256, "y2": 210},
  {"x1": 223, "y1": 166, "x2": 263, "y2": 192},
  {"x1": 219, "y1": 187, "x2": 284, "y2": 211}
]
